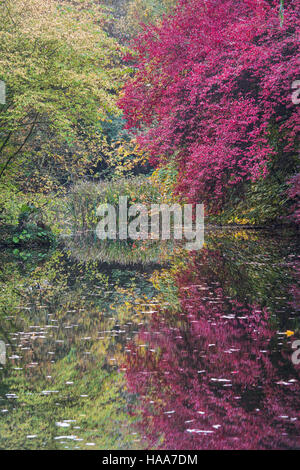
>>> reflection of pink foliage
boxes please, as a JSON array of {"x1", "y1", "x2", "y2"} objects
[
  {"x1": 290, "y1": 257, "x2": 300, "y2": 312},
  {"x1": 120, "y1": 0, "x2": 299, "y2": 211},
  {"x1": 124, "y1": 254, "x2": 300, "y2": 449},
  {"x1": 288, "y1": 174, "x2": 300, "y2": 224}
]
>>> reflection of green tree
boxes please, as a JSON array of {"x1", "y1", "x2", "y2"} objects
[
  {"x1": 0, "y1": 249, "x2": 156, "y2": 449},
  {"x1": 204, "y1": 229, "x2": 299, "y2": 330},
  {"x1": 144, "y1": 229, "x2": 299, "y2": 332},
  {"x1": 0, "y1": 367, "x2": 138, "y2": 450},
  {"x1": 64, "y1": 233, "x2": 175, "y2": 266}
]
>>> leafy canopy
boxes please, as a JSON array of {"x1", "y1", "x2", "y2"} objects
[{"x1": 0, "y1": 0, "x2": 126, "y2": 179}]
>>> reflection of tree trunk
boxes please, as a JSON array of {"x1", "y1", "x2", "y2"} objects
[
  {"x1": 0, "y1": 131, "x2": 12, "y2": 155},
  {"x1": 0, "y1": 113, "x2": 39, "y2": 180}
]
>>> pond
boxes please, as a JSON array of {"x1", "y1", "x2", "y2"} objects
[{"x1": 0, "y1": 228, "x2": 299, "y2": 450}]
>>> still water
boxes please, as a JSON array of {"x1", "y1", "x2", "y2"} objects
[{"x1": 0, "y1": 228, "x2": 299, "y2": 449}]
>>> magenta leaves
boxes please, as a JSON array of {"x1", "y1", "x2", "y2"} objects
[{"x1": 119, "y1": 0, "x2": 299, "y2": 214}]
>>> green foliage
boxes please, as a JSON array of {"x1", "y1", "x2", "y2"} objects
[
  {"x1": 0, "y1": 0, "x2": 124, "y2": 143},
  {"x1": 0, "y1": 0, "x2": 129, "y2": 224},
  {"x1": 101, "y1": 0, "x2": 176, "y2": 43},
  {"x1": 212, "y1": 172, "x2": 294, "y2": 226},
  {"x1": 63, "y1": 177, "x2": 162, "y2": 233},
  {"x1": 114, "y1": 0, "x2": 176, "y2": 41},
  {"x1": 10, "y1": 224, "x2": 54, "y2": 246}
]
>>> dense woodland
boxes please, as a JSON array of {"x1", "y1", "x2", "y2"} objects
[{"x1": 0, "y1": 0, "x2": 299, "y2": 245}]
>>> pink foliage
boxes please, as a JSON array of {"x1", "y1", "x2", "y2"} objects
[{"x1": 120, "y1": 0, "x2": 299, "y2": 211}]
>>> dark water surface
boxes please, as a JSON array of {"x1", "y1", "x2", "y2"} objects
[{"x1": 0, "y1": 229, "x2": 299, "y2": 449}]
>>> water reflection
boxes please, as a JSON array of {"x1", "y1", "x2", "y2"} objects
[
  {"x1": 124, "y1": 231, "x2": 300, "y2": 449},
  {"x1": 0, "y1": 252, "x2": 153, "y2": 449},
  {"x1": 63, "y1": 232, "x2": 176, "y2": 265},
  {"x1": 0, "y1": 229, "x2": 299, "y2": 449}
]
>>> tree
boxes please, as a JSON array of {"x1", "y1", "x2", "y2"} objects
[
  {"x1": 0, "y1": 0, "x2": 126, "y2": 186},
  {"x1": 120, "y1": 0, "x2": 299, "y2": 217}
]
